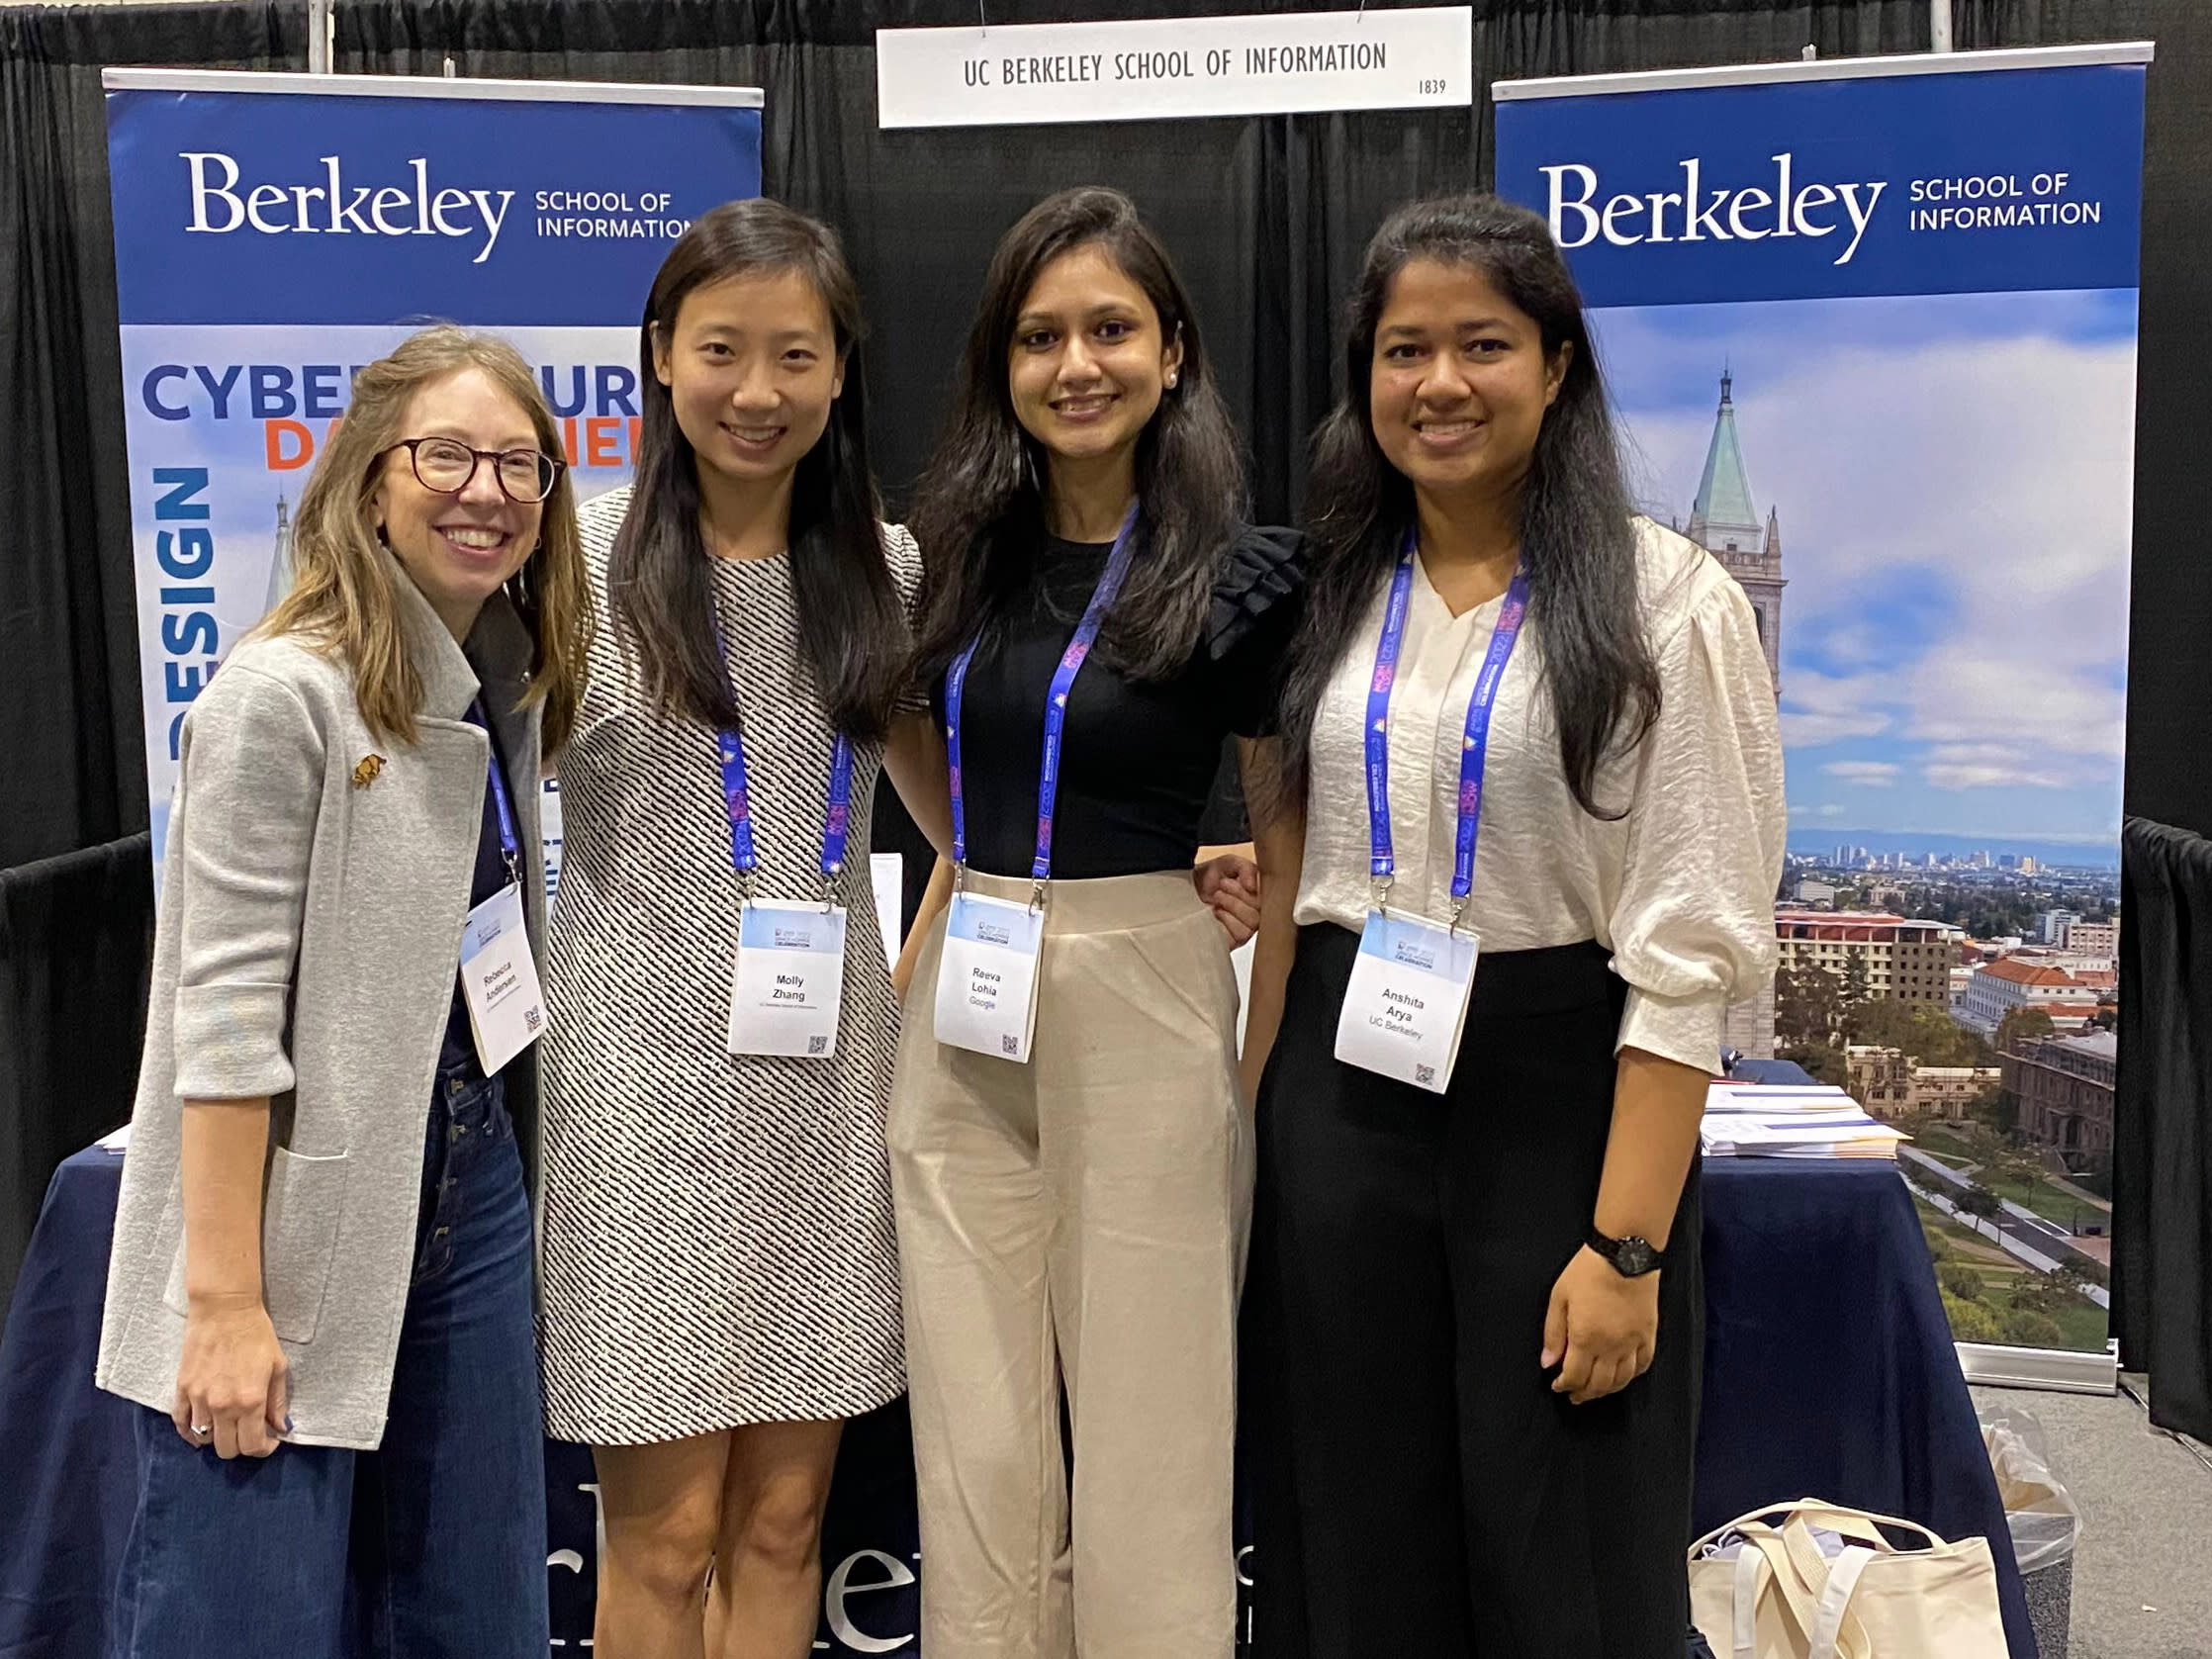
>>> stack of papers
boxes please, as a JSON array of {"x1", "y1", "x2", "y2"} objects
[{"x1": 1702, "y1": 1083, "x2": 1907, "y2": 1159}]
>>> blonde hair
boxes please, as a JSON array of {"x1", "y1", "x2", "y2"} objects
[{"x1": 259, "y1": 324, "x2": 595, "y2": 756}]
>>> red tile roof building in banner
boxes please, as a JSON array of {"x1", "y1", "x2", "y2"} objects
[
  {"x1": 1773, "y1": 910, "x2": 1960, "y2": 1007},
  {"x1": 1958, "y1": 956, "x2": 2105, "y2": 1036}
]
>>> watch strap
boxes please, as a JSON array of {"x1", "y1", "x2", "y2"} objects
[{"x1": 1588, "y1": 1227, "x2": 1662, "y2": 1277}]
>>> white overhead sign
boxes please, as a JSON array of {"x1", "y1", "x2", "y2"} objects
[{"x1": 876, "y1": 8, "x2": 1473, "y2": 130}]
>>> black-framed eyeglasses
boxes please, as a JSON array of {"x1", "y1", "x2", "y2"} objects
[{"x1": 388, "y1": 437, "x2": 565, "y2": 504}]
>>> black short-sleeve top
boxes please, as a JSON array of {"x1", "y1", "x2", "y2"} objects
[{"x1": 939, "y1": 524, "x2": 1303, "y2": 880}]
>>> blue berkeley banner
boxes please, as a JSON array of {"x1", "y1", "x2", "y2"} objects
[
  {"x1": 105, "y1": 70, "x2": 761, "y2": 875},
  {"x1": 1499, "y1": 52, "x2": 2148, "y2": 308},
  {"x1": 1498, "y1": 47, "x2": 2150, "y2": 1461},
  {"x1": 1498, "y1": 45, "x2": 2151, "y2": 1072}
]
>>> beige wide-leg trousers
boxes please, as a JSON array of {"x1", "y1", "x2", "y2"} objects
[{"x1": 887, "y1": 868, "x2": 1248, "y2": 1659}]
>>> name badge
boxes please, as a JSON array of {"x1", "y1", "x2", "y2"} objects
[
  {"x1": 1333, "y1": 910, "x2": 1478, "y2": 1095},
  {"x1": 459, "y1": 881, "x2": 546, "y2": 1076},
  {"x1": 728, "y1": 901, "x2": 849, "y2": 1059},
  {"x1": 934, "y1": 890, "x2": 1045, "y2": 1063}
]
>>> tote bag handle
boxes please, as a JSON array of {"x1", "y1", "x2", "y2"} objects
[
  {"x1": 1730, "y1": 1527, "x2": 1872, "y2": 1659},
  {"x1": 1700, "y1": 1497, "x2": 1949, "y2": 1554},
  {"x1": 1808, "y1": 1546, "x2": 1879, "y2": 1659}
]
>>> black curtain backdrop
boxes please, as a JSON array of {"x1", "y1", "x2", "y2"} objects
[
  {"x1": 2115, "y1": 817, "x2": 2212, "y2": 1443},
  {"x1": 0, "y1": 835, "x2": 153, "y2": 1310},
  {"x1": 329, "y1": 0, "x2": 1959, "y2": 522}
]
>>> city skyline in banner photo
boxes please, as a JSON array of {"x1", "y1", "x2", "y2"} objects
[{"x1": 1497, "y1": 49, "x2": 2149, "y2": 873}]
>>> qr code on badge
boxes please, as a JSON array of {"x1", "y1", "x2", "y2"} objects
[
  {"x1": 1002, "y1": 1034, "x2": 1020, "y2": 1055},
  {"x1": 523, "y1": 1007, "x2": 542, "y2": 1035},
  {"x1": 1415, "y1": 1063, "x2": 1435, "y2": 1086},
  {"x1": 807, "y1": 1035, "x2": 829, "y2": 1056}
]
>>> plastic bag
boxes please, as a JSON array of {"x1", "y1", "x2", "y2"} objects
[{"x1": 1979, "y1": 1402, "x2": 2082, "y2": 1574}]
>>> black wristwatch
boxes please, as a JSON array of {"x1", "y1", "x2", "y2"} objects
[{"x1": 1587, "y1": 1227, "x2": 1663, "y2": 1278}]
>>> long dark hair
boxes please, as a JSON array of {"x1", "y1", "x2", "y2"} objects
[
  {"x1": 610, "y1": 199, "x2": 906, "y2": 739},
  {"x1": 908, "y1": 187, "x2": 1243, "y2": 689},
  {"x1": 1276, "y1": 193, "x2": 1660, "y2": 819}
]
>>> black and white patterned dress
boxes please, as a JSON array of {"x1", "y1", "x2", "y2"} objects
[{"x1": 537, "y1": 487, "x2": 911, "y2": 1444}]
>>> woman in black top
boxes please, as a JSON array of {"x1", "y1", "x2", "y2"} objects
[{"x1": 888, "y1": 187, "x2": 1299, "y2": 1659}]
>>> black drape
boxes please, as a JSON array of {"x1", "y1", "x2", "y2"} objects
[
  {"x1": 330, "y1": 0, "x2": 1950, "y2": 521},
  {"x1": 0, "y1": 836, "x2": 154, "y2": 1311},
  {"x1": 0, "y1": 4, "x2": 304, "y2": 874},
  {"x1": 2114, "y1": 817, "x2": 2212, "y2": 1442}
]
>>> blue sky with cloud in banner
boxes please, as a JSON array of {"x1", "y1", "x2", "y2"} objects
[{"x1": 1593, "y1": 288, "x2": 2136, "y2": 852}]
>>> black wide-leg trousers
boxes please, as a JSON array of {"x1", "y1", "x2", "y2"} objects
[{"x1": 1242, "y1": 924, "x2": 1703, "y2": 1659}]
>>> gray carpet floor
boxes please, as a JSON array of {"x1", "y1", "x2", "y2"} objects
[{"x1": 1972, "y1": 1380, "x2": 2212, "y2": 1659}]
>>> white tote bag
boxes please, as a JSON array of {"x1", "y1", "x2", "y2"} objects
[{"x1": 1688, "y1": 1499, "x2": 2009, "y2": 1659}]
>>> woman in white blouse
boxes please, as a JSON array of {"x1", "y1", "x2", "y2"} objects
[{"x1": 1238, "y1": 194, "x2": 1784, "y2": 1655}]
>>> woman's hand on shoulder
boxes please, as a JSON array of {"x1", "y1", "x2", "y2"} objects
[{"x1": 173, "y1": 1292, "x2": 290, "y2": 1459}]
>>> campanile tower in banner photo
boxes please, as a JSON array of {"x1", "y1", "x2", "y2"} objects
[
  {"x1": 1683, "y1": 369, "x2": 1786, "y2": 1059},
  {"x1": 1685, "y1": 369, "x2": 1786, "y2": 697}
]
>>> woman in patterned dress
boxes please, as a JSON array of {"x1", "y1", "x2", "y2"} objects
[{"x1": 536, "y1": 200, "x2": 951, "y2": 1659}]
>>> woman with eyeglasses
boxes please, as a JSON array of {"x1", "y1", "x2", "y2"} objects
[{"x1": 96, "y1": 325, "x2": 593, "y2": 1656}]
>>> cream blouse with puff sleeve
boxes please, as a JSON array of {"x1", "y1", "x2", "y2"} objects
[{"x1": 1291, "y1": 518, "x2": 1786, "y2": 1075}]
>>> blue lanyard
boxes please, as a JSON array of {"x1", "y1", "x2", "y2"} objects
[
  {"x1": 710, "y1": 616, "x2": 856, "y2": 901},
  {"x1": 467, "y1": 701, "x2": 522, "y2": 890},
  {"x1": 946, "y1": 502, "x2": 1141, "y2": 899},
  {"x1": 1363, "y1": 532, "x2": 1532, "y2": 928}
]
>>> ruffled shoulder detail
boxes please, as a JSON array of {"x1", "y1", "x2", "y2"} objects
[{"x1": 1207, "y1": 524, "x2": 1305, "y2": 661}]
